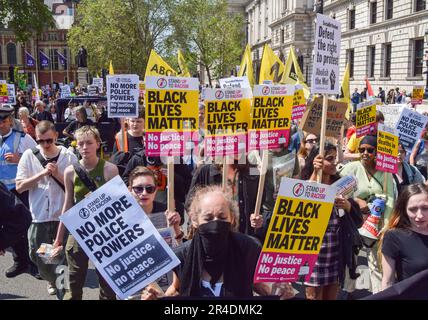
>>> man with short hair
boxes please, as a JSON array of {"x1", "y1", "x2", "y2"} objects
[
  {"x1": 32, "y1": 100, "x2": 54, "y2": 123},
  {"x1": 16, "y1": 121, "x2": 78, "y2": 295},
  {"x1": 378, "y1": 87, "x2": 386, "y2": 103},
  {"x1": 351, "y1": 88, "x2": 361, "y2": 113},
  {"x1": 0, "y1": 104, "x2": 37, "y2": 278}
]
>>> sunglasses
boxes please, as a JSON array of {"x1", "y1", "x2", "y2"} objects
[
  {"x1": 305, "y1": 138, "x2": 318, "y2": 144},
  {"x1": 36, "y1": 138, "x2": 54, "y2": 145},
  {"x1": 132, "y1": 185, "x2": 156, "y2": 194},
  {"x1": 358, "y1": 147, "x2": 376, "y2": 154}
]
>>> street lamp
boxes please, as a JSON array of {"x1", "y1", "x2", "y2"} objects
[{"x1": 425, "y1": 30, "x2": 428, "y2": 98}]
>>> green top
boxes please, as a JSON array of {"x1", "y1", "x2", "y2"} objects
[
  {"x1": 339, "y1": 160, "x2": 397, "y2": 227},
  {"x1": 73, "y1": 159, "x2": 106, "y2": 204}
]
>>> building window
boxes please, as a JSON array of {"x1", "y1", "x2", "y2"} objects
[
  {"x1": 415, "y1": 0, "x2": 426, "y2": 12},
  {"x1": 368, "y1": 46, "x2": 376, "y2": 78},
  {"x1": 282, "y1": 0, "x2": 288, "y2": 13},
  {"x1": 49, "y1": 48, "x2": 59, "y2": 70},
  {"x1": 281, "y1": 28, "x2": 285, "y2": 44},
  {"x1": 413, "y1": 38, "x2": 424, "y2": 76},
  {"x1": 258, "y1": 20, "x2": 261, "y2": 40},
  {"x1": 347, "y1": 49, "x2": 355, "y2": 78},
  {"x1": 264, "y1": 17, "x2": 268, "y2": 39},
  {"x1": 0, "y1": 45, "x2": 2, "y2": 64},
  {"x1": 349, "y1": 9, "x2": 356, "y2": 30},
  {"x1": 385, "y1": 0, "x2": 393, "y2": 19},
  {"x1": 370, "y1": 1, "x2": 377, "y2": 24},
  {"x1": 383, "y1": 43, "x2": 392, "y2": 77},
  {"x1": 6, "y1": 43, "x2": 17, "y2": 65}
]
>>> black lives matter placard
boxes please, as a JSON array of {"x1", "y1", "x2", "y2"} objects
[
  {"x1": 107, "y1": 74, "x2": 139, "y2": 118},
  {"x1": 60, "y1": 176, "x2": 179, "y2": 299}
]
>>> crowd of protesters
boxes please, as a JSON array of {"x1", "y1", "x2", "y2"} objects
[{"x1": 1, "y1": 81, "x2": 428, "y2": 301}]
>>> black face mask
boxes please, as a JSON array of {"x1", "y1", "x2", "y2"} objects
[{"x1": 197, "y1": 220, "x2": 231, "y2": 285}]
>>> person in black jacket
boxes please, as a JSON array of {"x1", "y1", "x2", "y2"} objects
[
  {"x1": 185, "y1": 154, "x2": 261, "y2": 239},
  {"x1": 31, "y1": 101, "x2": 54, "y2": 123},
  {"x1": 0, "y1": 182, "x2": 32, "y2": 268}
]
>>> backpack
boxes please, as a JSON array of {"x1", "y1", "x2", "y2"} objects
[{"x1": 109, "y1": 151, "x2": 133, "y2": 177}]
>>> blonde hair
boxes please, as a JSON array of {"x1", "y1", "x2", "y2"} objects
[
  {"x1": 74, "y1": 125, "x2": 101, "y2": 143},
  {"x1": 18, "y1": 107, "x2": 30, "y2": 117},
  {"x1": 188, "y1": 185, "x2": 239, "y2": 230}
]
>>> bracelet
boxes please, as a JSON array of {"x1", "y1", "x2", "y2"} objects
[{"x1": 175, "y1": 230, "x2": 184, "y2": 240}]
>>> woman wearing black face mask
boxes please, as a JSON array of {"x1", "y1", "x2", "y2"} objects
[{"x1": 142, "y1": 186, "x2": 295, "y2": 299}]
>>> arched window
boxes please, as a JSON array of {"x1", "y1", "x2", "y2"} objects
[{"x1": 7, "y1": 43, "x2": 17, "y2": 65}]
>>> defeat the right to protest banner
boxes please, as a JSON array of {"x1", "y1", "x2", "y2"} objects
[
  {"x1": 254, "y1": 178, "x2": 336, "y2": 283},
  {"x1": 59, "y1": 176, "x2": 180, "y2": 300}
]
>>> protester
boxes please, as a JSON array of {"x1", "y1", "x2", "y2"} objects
[
  {"x1": 297, "y1": 133, "x2": 318, "y2": 169},
  {"x1": 142, "y1": 185, "x2": 295, "y2": 299},
  {"x1": 386, "y1": 89, "x2": 396, "y2": 104},
  {"x1": 129, "y1": 166, "x2": 183, "y2": 237},
  {"x1": 64, "y1": 103, "x2": 76, "y2": 122},
  {"x1": 377, "y1": 87, "x2": 385, "y2": 103},
  {"x1": 380, "y1": 184, "x2": 428, "y2": 290},
  {"x1": 409, "y1": 131, "x2": 428, "y2": 179},
  {"x1": 185, "y1": 154, "x2": 261, "y2": 238},
  {"x1": 18, "y1": 107, "x2": 38, "y2": 140},
  {"x1": 393, "y1": 143, "x2": 425, "y2": 193},
  {"x1": 49, "y1": 105, "x2": 57, "y2": 123},
  {"x1": 351, "y1": 88, "x2": 361, "y2": 113},
  {"x1": 300, "y1": 143, "x2": 363, "y2": 300},
  {"x1": 15, "y1": 121, "x2": 78, "y2": 296},
  {"x1": 345, "y1": 113, "x2": 356, "y2": 145},
  {"x1": 344, "y1": 111, "x2": 384, "y2": 161},
  {"x1": 339, "y1": 135, "x2": 396, "y2": 294},
  {"x1": 53, "y1": 125, "x2": 118, "y2": 300},
  {"x1": 62, "y1": 106, "x2": 94, "y2": 141},
  {"x1": 0, "y1": 104, "x2": 38, "y2": 278},
  {"x1": 113, "y1": 110, "x2": 145, "y2": 154},
  {"x1": 31, "y1": 100, "x2": 54, "y2": 123},
  {"x1": 0, "y1": 181, "x2": 32, "y2": 260}
]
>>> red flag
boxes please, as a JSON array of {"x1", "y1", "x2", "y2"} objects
[{"x1": 365, "y1": 78, "x2": 374, "y2": 98}]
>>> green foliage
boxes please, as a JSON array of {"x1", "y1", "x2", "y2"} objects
[
  {"x1": 0, "y1": 0, "x2": 55, "y2": 41},
  {"x1": 170, "y1": 0, "x2": 244, "y2": 85},
  {"x1": 14, "y1": 67, "x2": 28, "y2": 90},
  {"x1": 67, "y1": 0, "x2": 175, "y2": 76}
]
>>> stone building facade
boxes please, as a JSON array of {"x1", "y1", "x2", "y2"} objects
[{"x1": 242, "y1": 0, "x2": 428, "y2": 92}]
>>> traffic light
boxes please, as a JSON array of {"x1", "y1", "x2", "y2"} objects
[{"x1": 8, "y1": 65, "x2": 15, "y2": 83}]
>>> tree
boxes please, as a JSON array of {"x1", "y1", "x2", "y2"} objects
[
  {"x1": 0, "y1": 0, "x2": 55, "y2": 42},
  {"x1": 67, "y1": 0, "x2": 175, "y2": 76},
  {"x1": 170, "y1": 0, "x2": 244, "y2": 85}
]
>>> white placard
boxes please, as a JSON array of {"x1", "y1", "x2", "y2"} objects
[
  {"x1": 396, "y1": 108, "x2": 428, "y2": 152},
  {"x1": 107, "y1": 74, "x2": 139, "y2": 118},
  {"x1": 7, "y1": 84, "x2": 16, "y2": 104},
  {"x1": 59, "y1": 176, "x2": 180, "y2": 300},
  {"x1": 219, "y1": 76, "x2": 251, "y2": 89},
  {"x1": 311, "y1": 13, "x2": 341, "y2": 95},
  {"x1": 60, "y1": 85, "x2": 71, "y2": 98},
  {"x1": 92, "y1": 77, "x2": 103, "y2": 93}
]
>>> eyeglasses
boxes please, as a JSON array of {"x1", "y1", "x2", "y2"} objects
[
  {"x1": 358, "y1": 147, "x2": 376, "y2": 154},
  {"x1": 132, "y1": 185, "x2": 156, "y2": 194},
  {"x1": 305, "y1": 138, "x2": 318, "y2": 144},
  {"x1": 36, "y1": 138, "x2": 54, "y2": 145}
]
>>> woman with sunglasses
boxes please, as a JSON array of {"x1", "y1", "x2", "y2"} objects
[
  {"x1": 339, "y1": 135, "x2": 397, "y2": 294},
  {"x1": 128, "y1": 166, "x2": 182, "y2": 242},
  {"x1": 297, "y1": 133, "x2": 318, "y2": 170},
  {"x1": 300, "y1": 143, "x2": 363, "y2": 300}
]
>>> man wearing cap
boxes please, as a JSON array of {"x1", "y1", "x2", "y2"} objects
[
  {"x1": 0, "y1": 104, "x2": 37, "y2": 277},
  {"x1": 31, "y1": 100, "x2": 54, "y2": 123}
]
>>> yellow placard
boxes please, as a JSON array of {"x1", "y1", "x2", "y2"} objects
[
  {"x1": 145, "y1": 89, "x2": 199, "y2": 132},
  {"x1": 0, "y1": 84, "x2": 7, "y2": 97},
  {"x1": 413, "y1": 87, "x2": 424, "y2": 102},
  {"x1": 377, "y1": 130, "x2": 398, "y2": 157},
  {"x1": 356, "y1": 103, "x2": 376, "y2": 128},
  {"x1": 292, "y1": 88, "x2": 305, "y2": 107},
  {"x1": 263, "y1": 197, "x2": 334, "y2": 254},
  {"x1": 251, "y1": 95, "x2": 293, "y2": 131},
  {"x1": 205, "y1": 98, "x2": 251, "y2": 136}
]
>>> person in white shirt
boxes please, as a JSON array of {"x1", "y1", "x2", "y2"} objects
[{"x1": 16, "y1": 121, "x2": 78, "y2": 296}]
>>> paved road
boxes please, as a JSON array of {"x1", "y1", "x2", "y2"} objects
[{"x1": 0, "y1": 251, "x2": 99, "y2": 300}]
